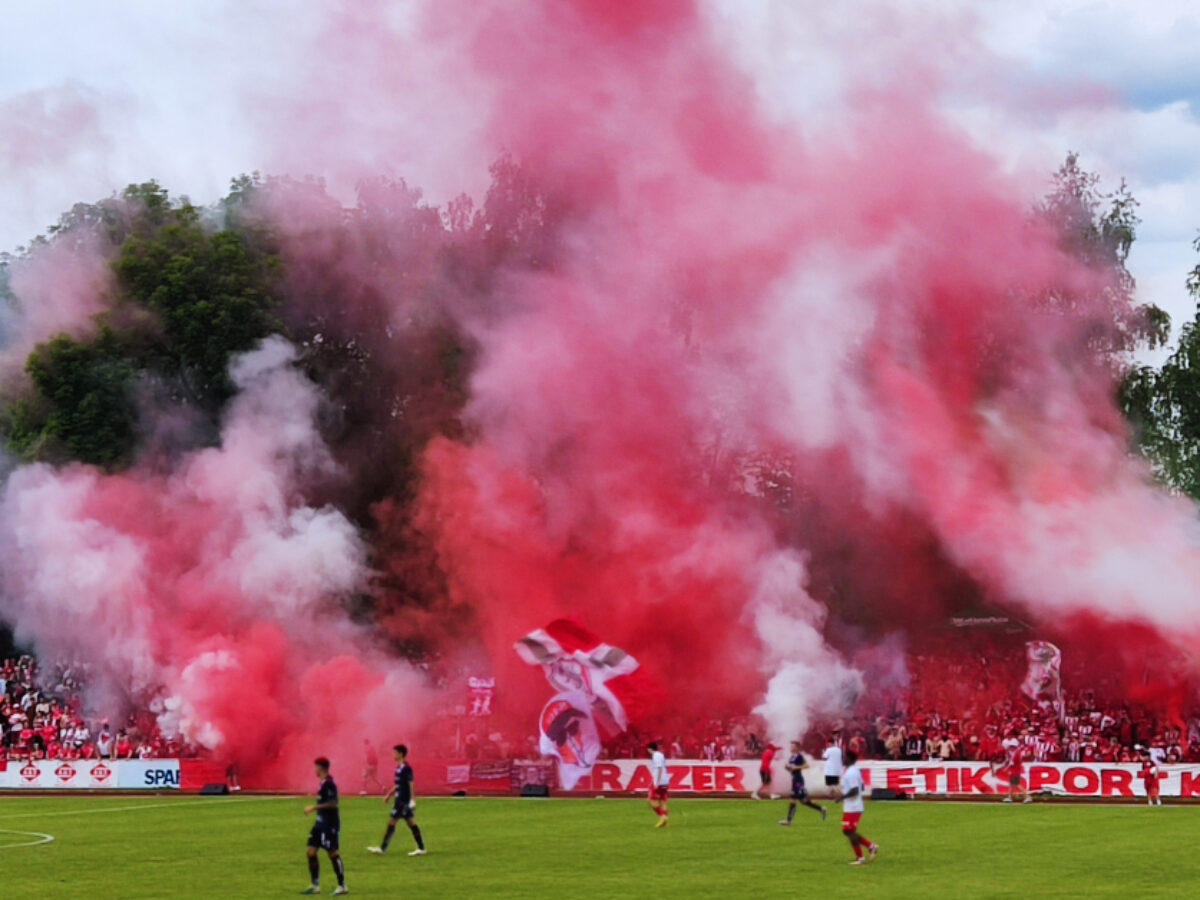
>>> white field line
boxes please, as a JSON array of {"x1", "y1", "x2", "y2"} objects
[
  {"x1": 0, "y1": 829, "x2": 54, "y2": 848},
  {"x1": 0, "y1": 795, "x2": 295, "y2": 822}
]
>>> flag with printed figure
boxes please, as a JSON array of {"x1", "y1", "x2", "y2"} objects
[
  {"x1": 1021, "y1": 640, "x2": 1062, "y2": 703},
  {"x1": 537, "y1": 691, "x2": 601, "y2": 789},
  {"x1": 516, "y1": 619, "x2": 650, "y2": 788}
]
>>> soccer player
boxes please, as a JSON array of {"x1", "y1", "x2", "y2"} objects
[
  {"x1": 302, "y1": 757, "x2": 348, "y2": 895},
  {"x1": 368, "y1": 744, "x2": 427, "y2": 856},
  {"x1": 1140, "y1": 752, "x2": 1162, "y2": 806},
  {"x1": 753, "y1": 742, "x2": 778, "y2": 800},
  {"x1": 778, "y1": 740, "x2": 826, "y2": 825},
  {"x1": 835, "y1": 750, "x2": 878, "y2": 866},
  {"x1": 648, "y1": 742, "x2": 670, "y2": 828}
]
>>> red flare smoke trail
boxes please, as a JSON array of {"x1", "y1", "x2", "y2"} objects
[{"x1": 0, "y1": 0, "x2": 1195, "y2": 785}]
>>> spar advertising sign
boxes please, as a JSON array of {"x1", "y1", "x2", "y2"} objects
[
  {"x1": 552, "y1": 759, "x2": 1200, "y2": 798},
  {"x1": 116, "y1": 759, "x2": 181, "y2": 790},
  {"x1": 0, "y1": 759, "x2": 180, "y2": 790}
]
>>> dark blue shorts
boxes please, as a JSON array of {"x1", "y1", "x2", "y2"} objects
[
  {"x1": 791, "y1": 783, "x2": 808, "y2": 800},
  {"x1": 391, "y1": 801, "x2": 415, "y2": 821},
  {"x1": 308, "y1": 823, "x2": 340, "y2": 852}
]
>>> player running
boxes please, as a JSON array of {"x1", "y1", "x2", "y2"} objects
[
  {"x1": 648, "y1": 742, "x2": 670, "y2": 828},
  {"x1": 368, "y1": 744, "x2": 427, "y2": 856},
  {"x1": 302, "y1": 757, "x2": 348, "y2": 895},
  {"x1": 778, "y1": 740, "x2": 826, "y2": 825},
  {"x1": 835, "y1": 751, "x2": 878, "y2": 866}
]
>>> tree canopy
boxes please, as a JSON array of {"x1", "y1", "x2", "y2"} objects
[
  {"x1": 2, "y1": 182, "x2": 282, "y2": 467},
  {"x1": 1121, "y1": 238, "x2": 1200, "y2": 498}
]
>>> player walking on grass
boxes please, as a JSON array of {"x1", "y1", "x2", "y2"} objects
[
  {"x1": 303, "y1": 757, "x2": 348, "y2": 895},
  {"x1": 368, "y1": 744, "x2": 427, "y2": 856},
  {"x1": 648, "y1": 742, "x2": 670, "y2": 828},
  {"x1": 835, "y1": 751, "x2": 878, "y2": 866},
  {"x1": 778, "y1": 741, "x2": 826, "y2": 825}
]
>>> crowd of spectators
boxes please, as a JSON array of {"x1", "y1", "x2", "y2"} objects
[
  {"x1": 814, "y1": 631, "x2": 1200, "y2": 765},
  {"x1": 448, "y1": 630, "x2": 1200, "y2": 767},
  {"x1": 0, "y1": 656, "x2": 186, "y2": 762}
]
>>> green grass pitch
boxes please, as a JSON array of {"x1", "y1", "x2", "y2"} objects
[{"x1": 0, "y1": 793, "x2": 1193, "y2": 898}]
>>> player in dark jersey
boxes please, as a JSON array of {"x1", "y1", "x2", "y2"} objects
[
  {"x1": 367, "y1": 744, "x2": 427, "y2": 857},
  {"x1": 778, "y1": 740, "x2": 826, "y2": 825},
  {"x1": 303, "y1": 757, "x2": 348, "y2": 895}
]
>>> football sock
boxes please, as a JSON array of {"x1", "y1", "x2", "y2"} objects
[
  {"x1": 786, "y1": 804, "x2": 796, "y2": 823},
  {"x1": 411, "y1": 825, "x2": 425, "y2": 850},
  {"x1": 308, "y1": 856, "x2": 320, "y2": 885},
  {"x1": 332, "y1": 855, "x2": 345, "y2": 886},
  {"x1": 852, "y1": 842, "x2": 863, "y2": 859},
  {"x1": 381, "y1": 824, "x2": 395, "y2": 850}
]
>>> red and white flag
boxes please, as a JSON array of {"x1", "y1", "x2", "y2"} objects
[
  {"x1": 1021, "y1": 640, "x2": 1062, "y2": 703},
  {"x1": 515, "y1": 619, "x2": 646, "y2": 789},
  {"x1": 536, "y1": 691, "x2": 602, "y2": 789}
]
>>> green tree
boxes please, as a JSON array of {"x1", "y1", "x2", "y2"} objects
[
  {"x1": 114, "y1": 194, "x2": 281, "y2": 407},
  {"x1": 5, "y1": 328, "x2": 138, "y2": 467},
  {"x1": 2, "y1": 181, "x2": 284, "y2": 466},
  {"x1": 1121, "y1": 236, "x2": 1200, "y2": 497},
  {"x1": 1037, "y1": 153, "x2": 1170, "y2": 354}
]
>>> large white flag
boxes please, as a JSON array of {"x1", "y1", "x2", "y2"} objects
[{"x1": 516, "y1": 619, "x2": 645, "y2": 788}]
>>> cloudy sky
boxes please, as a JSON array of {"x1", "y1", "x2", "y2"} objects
[{"x1": 2, "y1": 0, "x2": 1198, "y2": 357}]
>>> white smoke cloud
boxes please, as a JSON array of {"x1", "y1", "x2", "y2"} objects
[
  {"x1": 0, "y1": 337, "x2": 427, "y2": 765},
  {"x1": 750, "y1": 550, "x2": 863, "y2": 742}
]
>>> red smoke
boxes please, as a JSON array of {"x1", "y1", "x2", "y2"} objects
[{"x1": 0, "y1": 0, "x2": 1195, "y2": 785}]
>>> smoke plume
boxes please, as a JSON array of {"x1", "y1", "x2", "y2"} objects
[{"x1": 0, "y1": 0, "x2": 1194, "y2": 779}]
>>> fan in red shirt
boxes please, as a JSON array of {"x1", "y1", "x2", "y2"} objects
[
  {"x1": 752, "y1": 743, "x2": 779, "y2": 800},
  {"x1": 361, "y1": 740, "x2": 383, "y2": 794},
  {"x1": 993, "y1": 737, "x2": 1030, "y2": 804},
  {"x1": 1139, "y1": 753, "x2": 1162, "y2": 807}
]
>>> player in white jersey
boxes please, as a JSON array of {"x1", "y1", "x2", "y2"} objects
[
  {"x1": 648, "y1": 742, "x2": 670, "y2": 828},
  {"x1": 835, "y1": 751, "x2": 879, "y2": 866}
]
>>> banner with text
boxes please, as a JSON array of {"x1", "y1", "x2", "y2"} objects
[
  {"x1": 520, "y1": 759, "x2": 1200, "y2": 798},
  {"x1": 860, "y1": 761, "x2": 1200, "y2": 798}
]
